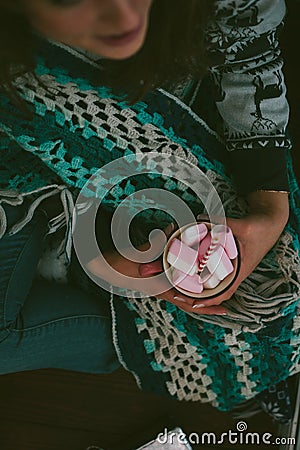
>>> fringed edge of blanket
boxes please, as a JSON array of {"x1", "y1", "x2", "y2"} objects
[{"x1": 0, "y1": 184, "x2": 74, "y2": 264}]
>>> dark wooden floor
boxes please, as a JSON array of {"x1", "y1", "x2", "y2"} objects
[
  {"x1": 0, "y1": 3, "x2": 299, "y2": 450},
  {"x1": 0, "y1": 367, "x2": 280, "y2": 450}
]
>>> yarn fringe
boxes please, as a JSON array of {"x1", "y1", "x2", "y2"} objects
[{"x1": 0, "y1": 184, "x2": 75, "y2": 264}]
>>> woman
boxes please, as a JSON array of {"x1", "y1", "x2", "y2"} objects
[{"x1": 0, "y1": 0, "x2": 299, "y2": 422}]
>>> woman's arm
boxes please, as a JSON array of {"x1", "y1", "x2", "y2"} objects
[
  {"x1": 246, "y1": 190, "x2": 289, "y2": 227},
  {"x1": 192, "y1": 190, "x2": 289, "y2": 308},
  {"x1": 86, "y1": 225, "x2": 228, "y2": 316},
  {"x1": 184, "y1": 0, "x2": 292, "y2": 310},
  {"x1": 86, "y1": 191, "x2": 289, "y2": 314}
]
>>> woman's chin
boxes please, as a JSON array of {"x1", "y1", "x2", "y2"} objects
[{"x1": 87, "y1": 37, "x2": 145, "y2": 60}]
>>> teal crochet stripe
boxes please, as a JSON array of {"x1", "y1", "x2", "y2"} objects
[
  {"x1": 244, "y1": 330, "x2": 293, "y2": 390},
  {"x1": 164, "y1": 302, "x2": 246, "y2": 410},
  {"x1": 0, "y1": 68, "x2": 225, "y2": 224},
  {"x1": 33, "y1": 58, "x2": 229, "y2": 180},
  {"x1": 0, "y1": 129, "x2": 60, "y2": 193}
]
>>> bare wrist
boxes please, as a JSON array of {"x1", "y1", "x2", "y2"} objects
[{"x1": 246, "y1": 190, "x2": 289, "y2": 226}]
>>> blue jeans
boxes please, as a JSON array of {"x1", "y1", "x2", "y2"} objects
[{"x1": 0, "y1": 202, "x2": 119, "y2": 374}]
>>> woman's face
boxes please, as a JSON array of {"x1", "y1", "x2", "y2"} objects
[{"x1": 23, "y1": 0, "x2": 153, "y2": 59}]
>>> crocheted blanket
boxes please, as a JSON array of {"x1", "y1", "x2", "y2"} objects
[{"x1": 0, "y1": 37, "x2": 300, "y2": 411}]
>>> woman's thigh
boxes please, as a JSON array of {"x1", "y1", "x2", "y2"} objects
[
  {"x1": 0, "y1": 203, "x2": 49, "y2": 333},
  {"x1": 0, "y1": 279, "x2": 119, "y2": 375}
]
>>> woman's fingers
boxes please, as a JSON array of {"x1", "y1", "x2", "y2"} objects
[
  {"x1": 191, "y1": 285, "x2": 237, "y2": 307},
  {"x1": 190, "y1": 305, "x2": 227, "y2": 315},
  {"x1": 139, "y1": 258, "x2": 230, "y2": 314},
  {"x1": 172, "y1": 298, "x2": 227, "y2": 315},
  {"x1": 162, "y1": 289, "x2": 228, "y2": 315}
]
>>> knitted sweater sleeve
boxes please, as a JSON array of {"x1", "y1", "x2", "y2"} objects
[{"x1": 205, "y1": 0, "x2": 290, "y2": 194}]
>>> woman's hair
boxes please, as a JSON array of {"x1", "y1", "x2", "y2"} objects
[{"x1": 0, "y1": 0, "x2": 212, "y2": 102}]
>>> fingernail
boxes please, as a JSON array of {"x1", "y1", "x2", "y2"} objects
[
  {"x1": 174, "y1": 296, "x2": 187, "y2": 303},
  {"x1": 192, "y1": 303, "x2": 206, "y2": 309}
]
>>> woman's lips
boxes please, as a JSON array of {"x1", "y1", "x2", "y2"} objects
[{"x1": 95, "y1": 23, "x2": 143, "y2": 47}]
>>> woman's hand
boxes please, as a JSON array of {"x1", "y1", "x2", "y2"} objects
[
  {"x1": 192, "y1": 190, "x2": 289, "y2": 309},
  {"x1": 87, "y1": 191, "x2": 289, "y2": 315},
  {"x1": 86, "y1": 225, "x2": 227, "y2": 316}
]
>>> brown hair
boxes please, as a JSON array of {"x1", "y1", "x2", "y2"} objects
[{"x1": 0, "y1": 0, "x2": 212, "y2": 102}]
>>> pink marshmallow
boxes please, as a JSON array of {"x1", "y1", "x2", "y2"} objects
[
  {"x1": 180, "y1": 223, "x2": 208, "y2": 247},
  {"x1": 172, "y1": 269, "x2": 204, "y2": 293},
  {"x1": 199, "y1": 267, "x2": 221, "y2": 289},
  {"x1": 212, "y1": 225, "x2": 238, "y2": 259},
  {"x1": 167, "y1": 238, "x2": 198, "y2": 275},
  {"x1": 206, "y1": 245, "x2": 234, "y2": 281},
  {"x1": 198, "y1": 266, "x2": 211, "y2": 283}
]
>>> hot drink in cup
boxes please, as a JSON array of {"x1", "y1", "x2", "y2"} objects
[{"x1": 163, "y1": 222, "x2": 240, "y2": 299}]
